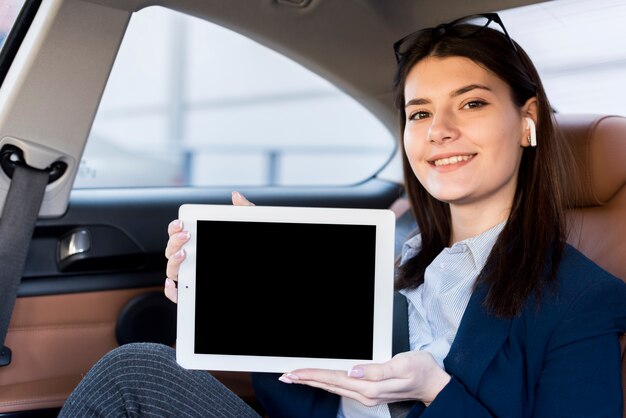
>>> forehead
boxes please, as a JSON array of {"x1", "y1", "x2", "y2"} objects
[{"x1": 404, "y1": 56, "x2": 510, "y2": 98}]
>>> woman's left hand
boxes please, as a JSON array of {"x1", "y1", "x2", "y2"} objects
[{"x1": 279, "y1": 350, "x2": 451, "y2": 407}]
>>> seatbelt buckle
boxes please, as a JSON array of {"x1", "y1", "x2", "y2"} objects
[{"x1": 0, "y1": 345, "x2": 12, "y2": 367}]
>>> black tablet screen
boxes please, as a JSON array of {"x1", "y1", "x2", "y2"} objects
[{"x1": 194, "y1": 220, "x2": 377, "y2": 360}]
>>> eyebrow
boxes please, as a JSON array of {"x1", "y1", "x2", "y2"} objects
[{"x1": 405, "y1": 84, "x2": 492, "y2": 107}]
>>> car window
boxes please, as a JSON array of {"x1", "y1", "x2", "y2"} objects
[
  {"x1": 77, "y1": 6, "x2": 395, "y2": 188},
  {"x1": 78, "y1": 0, "x2": 626, "y2": 190},
  {"x1": 500, "y1": 0, "x2": 626, "y2": 116},
  {"x1": 0, "y1": 0, "x2": 26, "y2": 50}
]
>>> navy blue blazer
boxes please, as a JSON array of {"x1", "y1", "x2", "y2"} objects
[{"x1": 252, "y1": 245, "x2": 626, "y2": 418}]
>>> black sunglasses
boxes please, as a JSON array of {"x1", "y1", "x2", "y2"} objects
[{"x1": 393, "y1": 13, "x2": 518, "y2": 63}]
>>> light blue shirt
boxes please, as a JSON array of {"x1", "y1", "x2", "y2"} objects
[{"x1": 338, "y1": 222, "x2": 505, "y2": 418}]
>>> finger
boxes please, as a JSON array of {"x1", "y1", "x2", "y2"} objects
[
  {"x1": 167, "y1": 219, "x2": 183, "y2": 237},
  {"x1": 231, "y1": 191, "x2": 255, "y2": 206},
  {"x1": 287, "y1": 366, "x2": 406, "y2": 402},
  {"x1": 164, "y1": 278, "x2": 178, "y2": 303},
  {"x1": 292, "y1": 364, "x2": 389, "y2": 384},
  {"x1": 283, "y1": 375, "x2": 382, "y2": 407},
  {"x1": 166, "y1": 249, "x2": 186, "y2": 280},
  {"x1": 348, "y1": 363, "x2": 390, "y2": 382},
  {"x1": 286, "y1": 369, "x2": 362, "y2": 391},
  {"x1": 350, "y1": 352, "x2": 416, "y2": 382},
  {"x1": 165, "y1": 230, "x2": 190, "y2": 259}
]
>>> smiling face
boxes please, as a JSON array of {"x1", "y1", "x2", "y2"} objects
[{"x1": 403, "y1": 56, "x2": 534, "y2": 227}]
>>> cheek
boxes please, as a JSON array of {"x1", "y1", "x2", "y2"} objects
[
  {"x1": 490, "y1": 131, "x2": 524, "y2": 179},
  {"x1": 403, "y1": 129, "x2": 429, "y2": 181},
  {"x1": 403, "y1": 125, "x2": 425, "y2": 161},
  {"x1": 403, "y1": 133, "x2": 419, "y2": 169}
]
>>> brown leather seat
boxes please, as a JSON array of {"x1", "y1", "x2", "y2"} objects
[{"x1": 558, "y1": 114, "x2": 626, "y2": 416}]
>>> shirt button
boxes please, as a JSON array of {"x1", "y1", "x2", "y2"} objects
[{"x1": 439, "y1": 262, "x2": 445, "y2": 270}]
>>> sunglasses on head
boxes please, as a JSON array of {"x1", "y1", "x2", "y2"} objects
[{"x1": 393, "y1": 13, "x2": 518, "y2": 63}]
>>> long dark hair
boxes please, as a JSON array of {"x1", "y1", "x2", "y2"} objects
[{"x1": 393, "y1": 23, "x2": 574, "y2": 317}]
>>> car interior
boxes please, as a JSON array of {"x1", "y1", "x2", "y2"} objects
[{"x1": 0, "y1": 0, "x2": 624, "y2": 417}]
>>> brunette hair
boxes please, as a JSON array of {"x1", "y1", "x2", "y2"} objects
[{"x1": 393, "y1": 23, "x2": 575, "y2": 317}]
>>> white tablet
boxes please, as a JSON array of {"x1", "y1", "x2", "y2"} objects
[{"x1": 175, "y1": 203, "x2": 396, "y2": 373}]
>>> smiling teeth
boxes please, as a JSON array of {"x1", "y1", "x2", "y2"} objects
[{"x1": 434, "y1": 155, "x2": 473, "y2": 167}]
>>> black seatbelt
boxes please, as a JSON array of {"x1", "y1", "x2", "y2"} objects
[
  {"x1": 389, "y1": 201, "x2": 417, "y2": 418},
  {"x1": 0, "y1": 163, "x2": 49, "y2": 367},
  {"x1": 388, "y1": 292, "x2": 413, "y2": 418}
]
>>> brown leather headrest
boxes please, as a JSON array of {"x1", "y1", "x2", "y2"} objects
[
  {"x1": 559, "y1": 114, "x2": 626, "y2": 281},
  {"x1": 556, "y1": 114, "x2": 626, "y2": 207}
]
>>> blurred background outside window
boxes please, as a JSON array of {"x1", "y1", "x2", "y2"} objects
[
  {"x1": 80, "y1": 6, "x2": 395, "y2": 188},
  {"x1": 0, "y1": 0, "x2": 26, "y2": 50}
]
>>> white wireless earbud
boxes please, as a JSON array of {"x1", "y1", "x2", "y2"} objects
[{"x1": 525, "y1": 117, "x2": 537, "y2": 147}]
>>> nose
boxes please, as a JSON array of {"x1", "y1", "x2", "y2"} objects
[{"x1": 427, "y1": 112, "x2": 457, "y2": 144}]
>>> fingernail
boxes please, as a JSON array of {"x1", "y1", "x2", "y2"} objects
[
  {"x1": 165, "y1": 278, "x2": 175, "y2": 288},
  {"x1": 176, "y1": 231, "x2": 190, "y2": 241},
  {"x1": 173, "y1": 249, "x2": 185, "y2": 260},
  {"x1": 278, "y1": 374, "x2": 292, "y2": 384},
  {"x1": 348, "y1": 367, "x2": 364, "y2": 378},
  {"x1": 232, "y1": 191, "x2": 243, "y2": 200},
  {"x1": 170, "y1": 219, "x2": 182, "y2": 230},
  {"x1": 278, "y1": 373, "x2": 299, "y2": 384}
]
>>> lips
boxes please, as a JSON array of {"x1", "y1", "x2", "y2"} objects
[{"x1": 430, "y1": 154, "x2": 475, "y2": 167}]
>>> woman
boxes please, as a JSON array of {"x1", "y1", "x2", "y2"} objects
[{"x1": 59, "y1": 13, "x2": 626, "y2": 418}]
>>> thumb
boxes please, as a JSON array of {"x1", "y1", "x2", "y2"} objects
[
  {"x1": 347, "y1": 363, "x2": 388, "y2": 381},
  {"x1": 231, "y1": 191, "x2": 255, "y2": 206}
]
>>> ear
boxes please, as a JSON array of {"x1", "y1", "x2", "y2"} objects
[{"x1": 520, "y1": 97, "x2": 538, "y2": 148}]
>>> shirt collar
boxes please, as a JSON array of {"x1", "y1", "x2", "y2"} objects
[
  {"x1": 446, "y1": 221, "x2": 505, "y2": 271},
  {"x1": 399, "y1": 221, "x2": 505, "y2": 270}
]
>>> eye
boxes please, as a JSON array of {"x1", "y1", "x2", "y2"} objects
[
  {"x1": 462, "y1": 100, "x2": 487, "y2": 110},
  {"x1": 408, "y1": 110, "x2": 430, "y2": 121}
]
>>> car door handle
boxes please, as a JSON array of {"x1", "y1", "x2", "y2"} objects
[{"x1": 57, "y1": 226, "x2": 146, "y2": 272}]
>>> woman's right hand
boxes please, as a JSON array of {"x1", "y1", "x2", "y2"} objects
[{"x1": 164, "y1": 191, "x2": 254, "y2": 303}]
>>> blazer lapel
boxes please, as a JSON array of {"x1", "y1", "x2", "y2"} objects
[{"x1": 443, "y1": 283, "x2": 512, "y2": 394}]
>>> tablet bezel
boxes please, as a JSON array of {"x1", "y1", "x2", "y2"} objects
[{"x1": 176, "y1": 203, "x2": 395, "y2": 373}]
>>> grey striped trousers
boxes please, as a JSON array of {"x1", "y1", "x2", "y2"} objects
[{"x1": 58, "y1": 342, "x2": 261, "y2": 418}]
